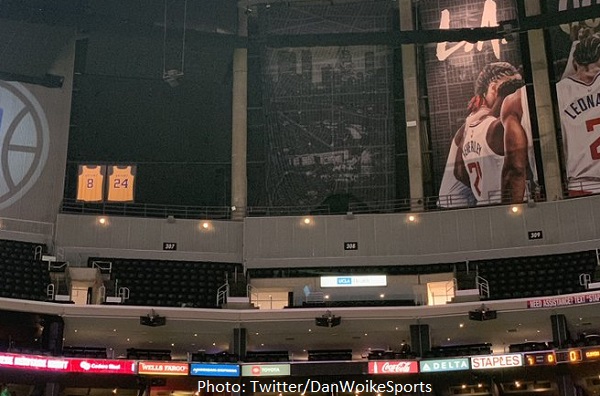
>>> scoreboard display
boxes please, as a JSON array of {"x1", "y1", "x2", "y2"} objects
[
  {"x1": 556, "y1": 350, "x2": 582, "y2": 363},
  {"x1": 524, "y1": 352, "x2": 556, "y2": 366},
  {"x1": 583, "y1": 348, "x2": 600, "y2": 361}
]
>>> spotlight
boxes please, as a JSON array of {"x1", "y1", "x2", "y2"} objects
[
  {"x1": 408, "y1": 215, "x2": 416, "y2": 222},
  {"x1": 511, "y1": 206, "x2": 519, "y2": 214},
  {"x1": 98, "y1": 216, "x2": 108, "y2": 225},
  {"x1": 303, "y1": 217, "x2": 311, "y2": 224},
  {"x1": 201, "y1": 222, "x2": 210, "y2": 229}
]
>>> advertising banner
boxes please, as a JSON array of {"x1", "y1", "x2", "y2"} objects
[
  {"x1": 0, "y1": 353, "x2": 69, "y2": 372},
  {"x1": 419, "y1": 358, "x2": 470, "y2": 372},
  {"x1": 546, "y1": 0, "x2": 600, "y2": 196},
  {"x1": 68, "y1": 358, "x2": 136, "y2": 375},
  {"x1": 471, "y1": 354, "x2": 523, "y2": 369},
  {"x1": 138, "y1": 361, "x2": 189, "y2": 376},
  {"x1": 190, "y1": 363, "x2": 240, "y2": 377},
  {"x1": 368, "y1": 361, "x2": 418, "y2": 374},
  {"x1": 241, "y1": 364, "x2": 291, "y2": 377}
]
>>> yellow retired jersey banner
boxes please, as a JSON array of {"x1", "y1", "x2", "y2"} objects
[
  {"x1": 76, "y1": 165, "x2": 105, "y2": 202},
  {"x1": 107, "y1": 165, "x2": 136, "y2": 202}
]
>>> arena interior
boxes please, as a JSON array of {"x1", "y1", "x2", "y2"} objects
[{"x1": 2, "y1": 0, "x2": 600, "y2": 395}]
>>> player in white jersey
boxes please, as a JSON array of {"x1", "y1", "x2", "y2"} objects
[
  {"x1": 500, "y1": 86, "x2": 539, "y2": 203},
  {"x1": 437, "y1": 128, "x2": 476, "y2": 208},
  {"x1": 556, "y1": 34, "x2": 600, "y2": 196},
  {"x1": 453, "y1": 62, "x2": 523, "y2": 205}
]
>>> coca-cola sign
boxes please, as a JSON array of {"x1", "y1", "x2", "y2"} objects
[{"x1": 368, "y1": 360, "x2": 419, "y2": 374}]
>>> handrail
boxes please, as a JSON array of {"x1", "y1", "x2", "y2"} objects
[
  {"x1": 580, "y1": 273, "x2": 592, "y2": 288},
  {"x1": 46, "y1": 284, "x2": 55, "y2": 301},
  {"x1": 34, "y1": 245, "x2": 43, "y2": 260},
  {"x1": 119, "y1": 287, "x2": 130, "y2": 301},
  {"x1": 477, "y1": 276, "x2": 490, "y2": 298},
  {"x1": 247, "y1": 284, "x2": 259, "y2": 306},
  {"x1": 216, "y1": 283, "x2": 229, "y2": 306}
]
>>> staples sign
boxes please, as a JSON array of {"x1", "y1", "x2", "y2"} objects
[
  {"x1": 471, "y1": 354, "x2": 522, "y2": 370},
  {"x1": 138, "y1": 361, "x2": 189, "y2": 376},
  {"x1": 69, "y1": 359, "x2": 136, "y2": 375},
  {"x1": 368, "y1": 361, "x2": 418, "y2": 374}
]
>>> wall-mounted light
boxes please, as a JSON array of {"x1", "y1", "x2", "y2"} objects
[{"x1": 97, "y1": 216, "x2": 108, "y2": 226}]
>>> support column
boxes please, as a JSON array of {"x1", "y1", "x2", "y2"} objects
[
  {"x1": 550, "y1": 313, "x2": 570, "y2": 348},
  {"x1": 409, "y1": 324, "x2": 430, "y2": 357},
  {"x1": 231, "y1": 11, "x2": 249, "y2": 220},
  {"x1": 232, "y1": 327, "x2": 247, "y2": 360},
  {"x1": 524, "y1": 0, "x2": 563, "y2": 201},
  {"x1": 399, "y1": 0, "x2": 424, "y2": 210}
]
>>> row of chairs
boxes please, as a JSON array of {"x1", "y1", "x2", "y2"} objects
[
  {"x1": 0, "y1": 239, "x2": 50, "y2": 302},
  {"x1": 91, "y1": 257, "x2": 242, "y2": 308},
  {"x1": 478, "y1": 250, "x2": 597, "y2": 300}
]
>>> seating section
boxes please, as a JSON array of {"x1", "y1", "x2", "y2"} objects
[
  {"x1": 62, "y1": 346, "x2": 107, "y2": 358},
  {"x1": 191, "y1": 351, "x2": 238, "y2": 363},
  {"x1": 251, "y1": 250, "x2": 599, "y2": 302},
  {"x1": 249, "y1": 263, "x2": 455, "y2": 279},
  {"x1": 90, "y1": 257, "x2": 243, "y2": 308},
  {"x1": 0, "y1": 239, "x2": 50, "y2": 302},
  {"x1": 426, "y1": 343, "x2": 492, "y2": 358},
  {"x1": 477, "y1": 250, "x2": 598, "y2": 300},
  {"x1": 245, "y1": 350, "x2": 289, "y2": 362},
  {"x1": 368, "y1": 349, "x2": 416, "y2": 360},
  {"x1": 308, "y1": 349, "x2": 352, "y2": 361},
  {"x1": 509, "y1": 342, "x2": 553, "y2": 353},
  {"x1": 126, "y1": 348, "x2": 171, "y2": 361},
  {"x1": 301, "y1": 299, "x2": 415, "y2": 308}
]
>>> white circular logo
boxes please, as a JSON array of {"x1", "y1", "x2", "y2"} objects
[{"x1": 0, "y1": 81, "x2": 49, "y2": 209}]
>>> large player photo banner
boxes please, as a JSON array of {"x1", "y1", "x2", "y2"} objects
[
  {"x1": 420, "y1": 0, "x2": 538, "y2": 208},
  {"x1": 546, "y1": 1, "x2": 600, "y2": 197}
]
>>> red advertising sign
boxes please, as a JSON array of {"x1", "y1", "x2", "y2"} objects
[
  {"x1": 138, "y1": 361, "x2": 189, "y2": 376},
  {"x1": 368, "y1": 361, "x2": 418, "y2": 374},
  {"x1": 68, "y1": 359, "x2": 136, "y2": 375},
  {"x1": 0, "y1": 353, "x2": 69, "y2": 372}
]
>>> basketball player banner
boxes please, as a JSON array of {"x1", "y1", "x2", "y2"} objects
[
  {"x1": 76, "y1": 164, "x2": 106, "y2": 202},
  {"x1": 420, "y1": 0, "x2": 539, "y2": 208},
  {"x1": 106, "y1": 164, "x2": 136, "y2": 202},
  {"x1": 546, "y1": 0, "x2": 600, "y2": 197}
]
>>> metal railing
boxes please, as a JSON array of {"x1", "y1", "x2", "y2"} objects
[
  {"x1": 59, "y1": 189, "x2": 553, "y2": 221},
  {"x1": 477, "y1": 276, "x2": 490, "y2": 298},
  {"x1": 216, "y1": 283, "x2": 229, "y2": 306},
  {"x1": 580, "y1": 273, "x2": 592, "y2": 288}
]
